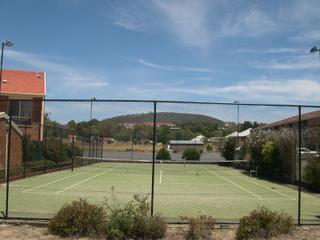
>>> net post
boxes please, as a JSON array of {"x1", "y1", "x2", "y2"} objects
[
  {"x1": 5, "y1": 107, "x2": 13, "y2": 218},
  {"x1": 151, "y1": 101, "x2": 157, "y2": 217},
  {"x1": 298, "y1": 106, "x2": 302, "y2": 226}
]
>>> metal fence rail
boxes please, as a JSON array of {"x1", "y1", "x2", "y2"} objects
[{"x1": 0, "y1": 99, "x2": 319, "y2": 224}]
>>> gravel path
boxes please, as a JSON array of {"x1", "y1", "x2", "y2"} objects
[{"x1": 1, "y1": 223, "x2": 320, "y2": 240}]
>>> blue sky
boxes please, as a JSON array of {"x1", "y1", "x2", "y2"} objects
[{"x1": 1, "y1": 0, "x2": 320, "y2": 104}]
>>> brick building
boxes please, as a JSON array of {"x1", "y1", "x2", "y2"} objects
[
  {"x1": 262, "y1": 110, "x2": 320, "y2": 151},
  {"x1": 0, "y1": 69, "x2": 46, "y2": 141},
  {"x1": 0, "y1": 112, "x2": 23, "y2": 171}
]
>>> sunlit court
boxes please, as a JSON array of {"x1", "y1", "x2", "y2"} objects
[{"x1": 1, "y1": 159, "x2": 319, "y2": 223}]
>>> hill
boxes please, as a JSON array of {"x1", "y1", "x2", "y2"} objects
[{"x1": 103, "y1": 112, "x2": 223, "y2": 125}]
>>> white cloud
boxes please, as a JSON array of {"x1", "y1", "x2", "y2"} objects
[
  {"x1": 290, "y1": 30, "x2": 320, "y2": 43},
  {"x1": 152, "y1": 0, "x2": 212, "y2": 49},
  {"x1": 5, "y1": 50, "x2": 109, "y2": 89},
  {"x1": 248, "y1": 56, "x2": 319, "y2": 70},
  {"x1": 110, "y1": 2, "x2": 150, "y2": 31},
  {"x1": 136, "y1": 58, "x2": 213, "y2": 72},
  {"x1": 236, "y1": 48, "x2": 303, "y2": 54},
  {"x1": 128, "y1": 78, "x2": 320, "y2": 103},
  {"x1": 220, "y1": 8, "x2": 276, "y2": 37},
  {"x1": 170, "y1": 79, "x2": 320, "y2": 102}
]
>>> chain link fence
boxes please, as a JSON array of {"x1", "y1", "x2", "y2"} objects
[{"x1": 0, "y1": 99, "x2": 319, "y2": 224}]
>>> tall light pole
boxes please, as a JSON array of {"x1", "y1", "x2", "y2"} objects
[
  {"x1": 310, "y1": 46, "x2": 320, "y2": 60},
  {"x1": 0, "y1": 40, "x2": 14, "y2": 95}
]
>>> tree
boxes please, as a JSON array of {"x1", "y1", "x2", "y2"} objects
[
  {"x1": 156, "y1": 148, "x2": 171, "y2": 160},
  {"x1": 182, "y1": 148, "x2": 201, "y2": 161},
  {"x1": 221, "y1": 138, "x2": 236, "y2": 160}
]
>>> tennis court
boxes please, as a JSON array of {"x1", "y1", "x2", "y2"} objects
[{"x1": 1, "y1": 160, "x2": 319, "y2": 223}]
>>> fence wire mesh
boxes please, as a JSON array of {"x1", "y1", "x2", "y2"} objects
[{"x1": 0, "y1": 99, "x2": 319, "y2": 224}]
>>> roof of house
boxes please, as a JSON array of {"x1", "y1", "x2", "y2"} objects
[
  {"x1": 239, "y1": 128, "x2": 252, "y2": 137},
  {"x1": 225, "y1": 128, "x2": 252, "y2": 138},
  {"x1": 263, "y1": 109, "x2": 320, "y2": 128},
  {"x1": 225, "y1": 131, "x2": 238, "y2": 138},
  {"x1": 169, "y1": 140, "x2": 204, "y2": 145},
  {"x1": 1, "y1": 69, "x2": 46, "y2": 96},
  {"x1": 191, "y1": 135, "x2": 206, "y2": 142},
  {"x1": 0, "y1": 112, "x2": 23, "y2": 136}
]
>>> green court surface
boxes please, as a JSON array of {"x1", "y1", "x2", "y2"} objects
[{"x1": 0, "y1": 161, "x2": 319, "y2": 223}]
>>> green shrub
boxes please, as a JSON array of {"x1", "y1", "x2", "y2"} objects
[
  {"x1": 261, "y1": 141, "x2": 281, "y2": 178},
  {"x1": 156, "y1": 148, "x2": 171, "y2": 160},
  {"x1": 221, "y1": 137, "x2": 236, "y2": 160},
  {"x1": 105, "y1": 194, "x2": 167, "y2": 240},
  {"x1": 48, "y1": 199, "x2": 107, "y2": 237},
  {"x1": 44, "y1": 139, "x2": 82, "y2": 164},
  {"x1": 304, "y1": 157, "x2": 320, "y2": 190},
  {"x1": 182, "y1": 215, "x2": 215, "y2": 240},
  {"x1": 236, "y1": 207, "x2": 294, "y2": 240},
  {"x1": 182, "y1": 148, "x2": 201, "y2": 161},
  {"x1": 206, "y1": 144, "x2": 213, "y2": 152}
]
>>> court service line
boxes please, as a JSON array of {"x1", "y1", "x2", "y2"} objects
[
  {"x1": 235, "y1": 175, "x2": 296, "y2": 200},
  {"x1": 204, "y1": 168, "x2": 263, "y2": 200},
  {"x1": 54, "y1": 167, "x2": 116, "y2": 194},
  {"x1": 22, "y1": 172, "x2": 85, "y2": 193}
]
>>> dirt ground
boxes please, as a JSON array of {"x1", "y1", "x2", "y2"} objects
[{"x1": 1, "y1": 223, "x2": 320, "y2": 240}]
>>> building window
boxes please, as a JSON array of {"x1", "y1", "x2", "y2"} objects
[{"x1": 9, "y1": 100, "x2": 32, "y2": 125}]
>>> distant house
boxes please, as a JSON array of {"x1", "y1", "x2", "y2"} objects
[
  {"x1": 0, "y1": 69, "x2": 46, "y2": 141},
  {"x1": 191, "y1": 134, "x2": 206, "y2": 142},
  {"x1": 168, "y1": 140, "x2": 204, "y2": 153},
  {"x1": 225, "y1": 128, "x2": 252, "y2": 145},
  {"x1": 0, "y1": 112, "x2": 23, "y2": 171}
]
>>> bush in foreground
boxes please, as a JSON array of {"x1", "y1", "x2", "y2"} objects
[
  {"x1": 48, "y1": 199, "x2": 107, "y2": 237},
  {"x1": 182, "y1": 215, "x2": 215, "y2": 240},
  {"x1": 105, "y1": 194, "x2": 167, "y2": 240},
  {"x1": 182, "y1": 148, "x2": 201, "y2": 161},
  {"x1": 236, "y1": 207, "x2": 294, "y2": 240},
  {"x1": 156, "y1": 147, "x2": 171, "y2": 160}
]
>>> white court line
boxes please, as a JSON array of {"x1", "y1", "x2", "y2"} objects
[
  {"x1": 22, "y1": 172, "x2": 84, "y2": 193},
  {"x1": 54, "y1": 167, "x2": 116, "y2": 194},
  {"x1": 204, "y1": 168, "x2": 263, "y2": 200},
  {"x1": 159, "y1": 170, "x2": 163, "y2": 184},
  {"x1": 234, "y1": 175, "x2": 296, "y2": 200}
]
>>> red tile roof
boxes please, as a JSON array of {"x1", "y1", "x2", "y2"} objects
[
  {"x1": 0, "y1": 69, "x2": 46, "y2": 96},
  {"x1": 263, "y1": 109, "x2": 320, "y2": 128}
]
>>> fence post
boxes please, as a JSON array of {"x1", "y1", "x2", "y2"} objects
[
  {"x1": 151, "y1": 101, "x2": 157, "y2": 217},
  {"x1": 60, "y1": 128, "x2": 63, "y2": 170},
  {"x1": 81, "y1": 138, "x2": 84, "y2": 166},
  {"x1": 44, "y1": 124, "x2": 47, "y2": 173},
  {"x1": 23, "y1": 124, "x2": 27, "y2": 178},
  {"x1": 298, "y1": 106, "x2": 302, "y2": 226},
  {"x1": 101, "y1": 135, "x2": 104, "y2": 159},
  {"x1": 71, "y1": 133, "x2": 75, "y2": 172},
  {"x1": 5, "y1": 108, "x2": 13, "y2": 218}
]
